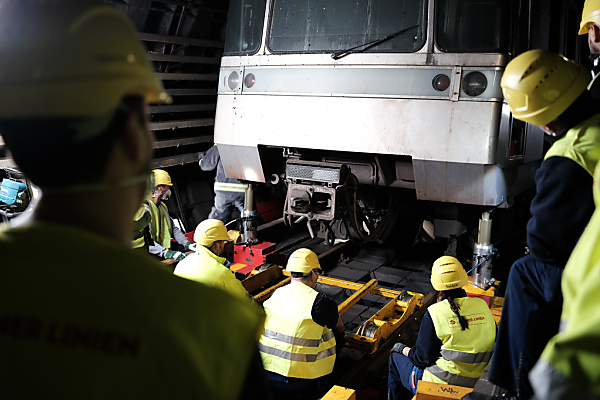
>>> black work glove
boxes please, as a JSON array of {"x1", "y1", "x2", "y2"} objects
[{"x1": 391, "y1": 342, "x2": 408, "y2": 355}]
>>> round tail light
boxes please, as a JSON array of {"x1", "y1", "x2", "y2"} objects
[
  {"x1": 244, "y1": 73, "x2": 256, "y2": 88},
  {"x1": 432, "y1": 74, "x2": 451, "y2": 92}
]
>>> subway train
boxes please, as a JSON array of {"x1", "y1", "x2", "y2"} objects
[{"x1": 214, "y1": 0, "x2": 586, "y2": 246}]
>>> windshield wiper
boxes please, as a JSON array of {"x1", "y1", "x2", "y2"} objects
[{"x1": 331, "y1": 24, "x2": 419, "y2": 60}]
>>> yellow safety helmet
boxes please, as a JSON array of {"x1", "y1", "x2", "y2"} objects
[
  {"x1": 152, "y1": 170, "x2": 173, "y2": 187},
  {"x1": 194, "y1": 219, "x2": 230, "y2": 246},
  {"x1": 501, "y1": 49, "x2": 590, "y2": 126},
  {"x1": 579, "y1": 0, "x2": 600, "y2": 35},
  {"x1": 0, "y1": 0, "x2": 171, "y2": 121},
  {"x1": 286, "y1": 248, "x2": 322, "y2": 274},
  {"x1": 430, "y1": 256, "x2": 468, "y2": 291}
]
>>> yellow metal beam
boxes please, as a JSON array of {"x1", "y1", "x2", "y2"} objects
[
  {"x1": 317, "y1": 276, "x2": 404, "y2": 298},
  {"x1": 254, "y1": 277, "x2": 291, "y2": 302},
  {"x1": 242, "y1": 264, "x2": 283, "y2": 293},
  {"x1": 337, "y1": 279, "x2": 378, "y2": 316}
]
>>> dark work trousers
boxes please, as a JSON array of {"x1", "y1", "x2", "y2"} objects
[
  {"x1": 265, "y1": 371, "x2": 319, "y2": 400},
  {"x1": 208, "y1": 191, "x2": 245, "y2": 224},
  {"x1": 388, "y1": 353, "x2": 425, "y2": 400},
  {"x1": 488, "y1": 255, "x2": 563, "y2": 399}
]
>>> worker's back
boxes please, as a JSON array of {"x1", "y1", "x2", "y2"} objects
[
  {"x1": 0, "y1": 222, "x2": 264, "y2": 399},
  {"x1": 422, "y1": 297, "x2": 496, "y2": 387}
]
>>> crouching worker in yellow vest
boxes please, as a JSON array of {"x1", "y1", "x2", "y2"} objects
[
  {"x1": 173, "y1": 219, "x2": 250, "y2": 300},
  {"x1": 145, "y1": 169, "x2": 193, "y2": 261},
  {"x1": 259, "y1": 248, "x2": 346, "y2": 400},
  {"x1": 387, "y1": 256, "x2": 496, "y2": 399}
]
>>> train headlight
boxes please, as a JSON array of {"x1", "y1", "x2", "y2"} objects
[
  {"x1": 244, "y1": 73, "x2": 256, "y2": 88},
  {"x1": 462, "y1": 72, "x2": 488, "y2": 96},
  {"x1": 432, "y1": 74, "x2": 451, "y2": 92},
  {"x1": 227, "y1": 71, "x2": 240, "y2": 91}
]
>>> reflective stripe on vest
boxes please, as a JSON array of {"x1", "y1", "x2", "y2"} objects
[
  {"x1": 214, "y1": 182, "x2": 248, "y2": 193},
  {"x1": 258, "y1": 343, "x2": 336, "y2": 363},
  {"x1": 132, "y1": 235, "x2": 145, "y2": 249},
  {"x1": 259, "y1": 282, "x2": 337, "y2": 379},
  {"x1": 262, "y1": 329, "x2": 335, "y2": 347},
  {"x1": 426, "y1": 365, "x2": 478, "y2": 388},
  {"x1": 440, "y1": 349, "x2": 493, "y2": 364}
]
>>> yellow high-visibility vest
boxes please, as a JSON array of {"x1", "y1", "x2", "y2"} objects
[
  {"x1": 145, "y1": 200, "x2": 171, "y2": 248},
  {"x1": 422, "y1": 297, "x2": 496, "y2": 388},
  {"x1": 259, "y1": 282, "x2": 336, "y2": 379},
  {"x1": 174, "y1": 245, "x2": 249, "y2": 301},
  {"x1": 132, "y1": 204, "x2": 151, "y2": 249},
  {"x1": 545, "y1": 113, "x2": 600, "y2": 176},
  {"x1": 0, "y1": 221, "x2": 265, "y2": 399}
]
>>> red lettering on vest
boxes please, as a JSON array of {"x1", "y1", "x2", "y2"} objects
[{"x1": 447, "y1": 313, "x2": 488, "y2": 329}]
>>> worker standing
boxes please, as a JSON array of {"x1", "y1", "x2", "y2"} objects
[
  {"x1": 199, "y1": 145, "x2": 247, "y2": 224},
  {"x1": 173, "y1": 219, "x2": 249, "y2": 300},
  {"x1": 0, "y1": 1, "x2": 266, "y2": 398},
  {"x1": 259, "y1": 248, "x2": 345, "y2": 400},
  {"x1": 579, "y1": 0, "x2": 600, "y2": 100},
  {"x1": 387, "y1": 256, "x2": 496, "y2": 399},
  {"x1": 528, "y1": 150, "x2": 600, "y2": 399},
  {"x1": 146, "y1": 169, "x2": 193, "y2": 261},
  {"x1": 488, "y1": 50, "x2": 600, "y2": 399}
]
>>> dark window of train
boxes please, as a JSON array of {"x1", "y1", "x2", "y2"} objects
[
  {"x1": 224, "y1": 0, "x2": 267, "y2": 55},
  {"x1": 509, "y1": 118, "x2": 526, "y2": 158},
  {"x1": 435, "y1": 0, "x2": 512, "y2": 53},
  {"x1": 267, "y1": 0, "x2": 426, "y2": 53}
]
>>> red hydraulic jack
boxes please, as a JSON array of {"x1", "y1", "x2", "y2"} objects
[{"x1": 231, "y1": 184, "x2": 277, "y2": 275}]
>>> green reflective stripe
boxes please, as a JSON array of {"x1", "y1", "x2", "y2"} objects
[
  {"x1": 214, "y1": 182, "x2": 248, "y2": 193},
  {"x1": 425, "y1": 365, "x2": 478, "y2": 388},
  {"x1": 440, "y1": 349, "x2": 493, "y2": 364},
  {"x1": 132, "y1": 235, "x2": 145, "y2": 249},
  {"x1": 259, "y1": 343, "x2": 336, "y2": 363},
  {"x1": 262, "y1": 329, "x2": 335, "y2": 347}
]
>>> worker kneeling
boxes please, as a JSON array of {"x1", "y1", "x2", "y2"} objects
[
  {"x1": 387, "y1": 256, "x2": 496, "y2": 399},
  {"x1": 259, "y1": 248, "x2": 345, "y2": 399},
  {"x1": 174, "y1": 219, "x2": 249, "y2": 300}
]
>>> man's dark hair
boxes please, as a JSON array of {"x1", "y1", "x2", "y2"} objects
[
  {"x1": 0, "y1": 96, "x2": 145, "y2": 188},
  {"x1": 554, "y1": 90, "x2": 597, "y2": 130}
]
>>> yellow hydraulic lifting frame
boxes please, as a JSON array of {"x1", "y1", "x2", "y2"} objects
[{"x1": 242, "y1": 264, "x2": 424, "y2": 354}]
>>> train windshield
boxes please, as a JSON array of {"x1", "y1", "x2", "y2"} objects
[
  {"x1": 435, "y1": 0, "x2": 512, "y2": 52},
  {"x1": 224, "y1": 0, "x2": 267, "y2": 55},
  {"x1": 267, "y1": 0, "x2": 427, "y2": 53}
]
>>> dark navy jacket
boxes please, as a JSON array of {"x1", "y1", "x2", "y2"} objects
[{"x1": 526, "y1": 156, "x2": 594, "y2": 266}]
